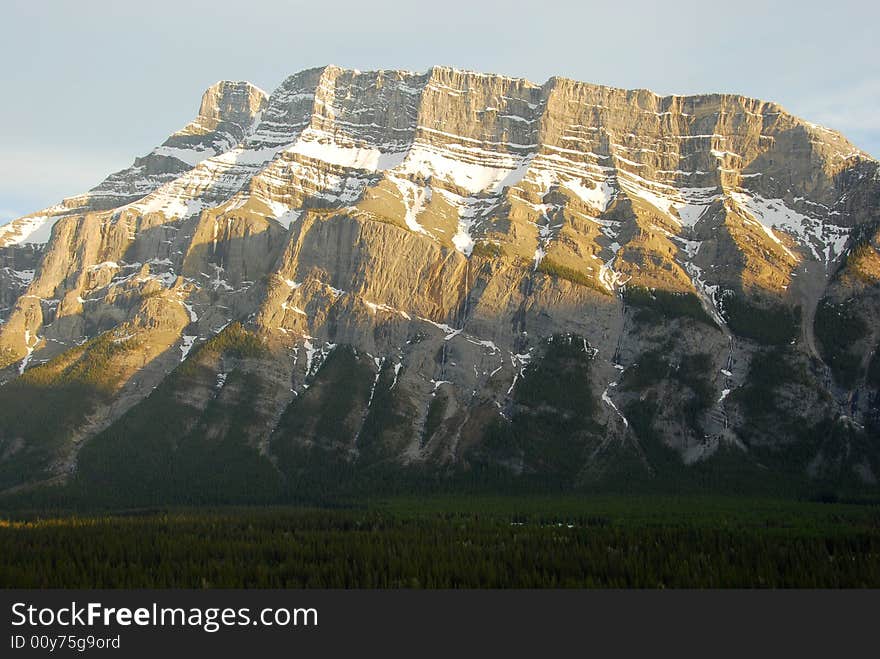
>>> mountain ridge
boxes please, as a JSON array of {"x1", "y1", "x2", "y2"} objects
[
  {"x1": 0, "y1": 65, "x2": 878, "y2": 503},
  {"x1": 3, "y1": 65, "x2": 873, "y2": 240}
]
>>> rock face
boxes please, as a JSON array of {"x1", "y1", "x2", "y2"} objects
[
  {"x1": 0, "y1": 81, "x2": 268, "y2": 248},
  {"x1": 0, "y1": 65, "x2": 878, "y2": 503}
]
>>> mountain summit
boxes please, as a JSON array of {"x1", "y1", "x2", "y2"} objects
[{"x1": 1, "y1": 66, "x2": 878, "y2": 502}]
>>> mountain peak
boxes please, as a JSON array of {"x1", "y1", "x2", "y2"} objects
[{"x1": 196, "y1": 80, "x2": 269, "y2": 130}]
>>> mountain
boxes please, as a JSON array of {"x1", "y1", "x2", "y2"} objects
[{"x1": 1, "y1": 65, "x2": 878, "y2": 505}]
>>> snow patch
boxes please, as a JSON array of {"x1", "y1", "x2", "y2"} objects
[
  {"x1": 431, "y1": 379, "x2": 452, "y2": 394},
  {"x1": 281, "y1": 301, "x2": 307, "y2": 316},
  {"x1": 9, "y1": 269, "x2": 35, "y2": 285},
  {"x1": 729, "y1": 192, "x2": 851, "y2": 264},
  {"x1": 396, "y1": 139, "x2": 526, "y2": 195},
  {"x1": 181, "y1": 301, "x2": 198, "y2": 322},
  {"x1": 179, "y1": 335, "x2": 197, "y2": 361},
  {"x1": 152, "y1": 145, "x2": 213, "y2": 167},
  {"x1": 138, "y1": 195, "x2": 205, "y2": 221},
  {"x1": 388, "y1": 176, "x2": 430, "y2": 235},
  {"x1": 273, "y1": 209, "x2": 302, "y2": 229},
  {"x1": 18, "y1": 330, "x2": 37, "y2": 374},
  {"x1": 364, "y1": 300, "x2": 411, "y2": 320},
  {"x1": 390, "y1": 362, "x2": 403, "y2": 389},
  {"x1": 288, "y1": 129, "x2": 407, "y2": 171},
  {"x1": 436, "y1": 189, "x2": 500, "y2": 256},
  {"x1": 601, "y1": 386, "x2": 629, "y2": 427},
  {"x1": 0, "y1": 215, "x2": 59, "y2": 246},
  {"x1": 562, "y1": 178, "x2": 616, "y2": 212}
]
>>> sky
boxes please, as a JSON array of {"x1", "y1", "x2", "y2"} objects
[{"x1": 1, "y1": 0, "x2": 877, "y2": 223}]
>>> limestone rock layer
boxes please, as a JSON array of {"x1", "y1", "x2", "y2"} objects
[{"x1": 1, "y1": 65, "x2": 878, "y2": 498}]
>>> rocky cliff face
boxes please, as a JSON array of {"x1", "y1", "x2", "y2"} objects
[{"x1": 1, "y1": 65, "x2": 878, "y2": 502}]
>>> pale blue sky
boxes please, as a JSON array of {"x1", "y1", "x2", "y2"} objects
[{"x1": 1, "y1": 0, "x2": 877, "y2": 223}]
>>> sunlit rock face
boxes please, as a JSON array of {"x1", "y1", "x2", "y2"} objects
[{"x1": 1, "y1": 65, "x2": 878, "y2": 497}]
